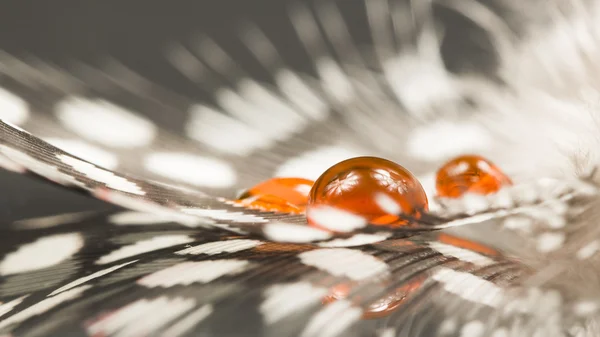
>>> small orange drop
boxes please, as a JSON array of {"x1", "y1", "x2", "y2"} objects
[
  {"x1": 236, "y1": 177, "x2": 314, "y2": 214},
  {"x1": 435, "y1": 155, "x2": 512, "y2": 198},
  {"x1": 307, "y1": 156, "x2": 428, "y2": 226}
]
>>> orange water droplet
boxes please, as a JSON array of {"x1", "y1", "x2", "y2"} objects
[
  {"x1": 236, "y1": 177, "x2": 314, "y2": 214},
  {"x1": 307, "y1": 157, "x2": 428, "y2": 226},
  {"x1": 436, "y1": 155, "x2": 512, "y2": 198}
]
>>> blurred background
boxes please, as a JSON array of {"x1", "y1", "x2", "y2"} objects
[{"x1": 0, "y1": 0, "x2": 509, "y2": 222}]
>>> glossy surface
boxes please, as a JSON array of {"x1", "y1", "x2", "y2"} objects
[
  {"x1": 435, "y1": 155, "x2": 512, "y2": 198},
  {"x1": 321, "y1": 278, "x2": 424, "y2": 319},
  {"x1": 236, "y1": 177, "x2": 314, "y2": 214},
  {"x1": 362, "y1": 278, "x2": 424, "y2": 319},
  {"x1": 307, "y1": 157, "x2": 428, "y2": 226}
]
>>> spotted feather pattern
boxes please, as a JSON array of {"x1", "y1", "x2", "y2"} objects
[{"x1": 2, "y1": 0, "x2": 600, "y2": 336}]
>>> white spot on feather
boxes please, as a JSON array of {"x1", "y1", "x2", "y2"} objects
[
  {"x1": 182, "y1": 208, "x2": 265, "y2": 223},
  {"x1": 439, "y1": 319, "x2": 457, "y2": 335},
  {"x1": 96, "y1": 235, "x2": 193, "y2": 265},
  {"x1": 0, "y1": 88, "x2": 28, "y2": 126},
  {"x1": 378, "y1": 328, "x2": 397, "y2": 337},
  {"x1": 49, "y1": 260, "x2": 137, "y2": 296},
  {"x1": 215, "y1": 88, "x2": 293, "y2": 142},
  {"x1": 59, "y1": 155, "x2": 144, "y2": 195},
  {"x1": 186, "y1": 104, "x2": 270, "y2": 155},
  {"x1": 260, "y1": 282, "x2": 329, "y2": 324},
  {"x1": 432, "y1": 268, "x2": 504, "y2": 307},
  {"x1": 0, "y1": 286, "x2": 90, "y2": 330},
  {"x1": 503, "y1": 216, "x2": 533, "y2": 232},
  {"x1": 384, "y1": 55, "x2": 458, "y2": 115},
  {"x1": 45, "y1": 138, "x2": 118, "y2": 170},
  {"x1": 490, "y1": 328, "x2": 508, "y2": 337},
  {"x1": 161, "y1": 305, "x2": 213, "y2": 337},
  {"x1": 138, "y1": 260, "x2": 249, "y2": 287},
  {"x1": 299, "y1": 248, "x2": 388, "y2": 280},
  {"x1": 275, "y1": 69, "x2": 328, "y2": 121},
  {"x1": 306, "y1": 206, "x2": 366, "y2": 233},
  {"x1": 509, "y1": 184, "x2": 539, "y2": 204},
  {"x1": 86, "y1": 297, "x2": 197, "y2": 337},
  {"x1": 577, "y1": 240, "x2": 600, "y2": 260},
  {"x1": 0, "y1": 296, "x2": 27, "y2": 318},
  {"x1": 144, "y1": 152, "x2": 237, "y2": 188},
  {"x1": 275, "y1": 146, "x2": 363, "y2": 180},
  {"x1": 109, "y1": 211, "x2": 204, "y2": 227},
  {"x1": 407, "y1": 122, "x2": 491, "y2": 161},
  {"x1": 238, "y1": 78, "x2": 306, "y2": 136},
  {"x1": 460, "y1": 193, "x2": 491, "y2": 214},
  {"x1": 300, "y1": 300, "x2": 362, "y2": 337},
  {"x1": 489, "y1": 188, "x2": 514, "y2": 209},
  {"x1": 263, "y1": 223, "x2": 332, "y2": 243},
  {"x1": 175, "y1": 239, "x2": 263, "y2": 255},
  {"x1": 460, "y1": 321, "x2": 485, "y2": 337},
  {"x1": 13, "y1": 212, "x2": 93, "y2": 230},
  {"x1": 573, "y1": 301, "x2": 598, "y2": 317},
  {"x1": 316, "y1": 58, "x2": 354, "y2": 103},
  {"x1": 55, "y1": 97, "x2": 156, "y2": 148},
  {"x1": 0, "y1": 233, "x2": 84, "y2": 275},
  {"x1": 0, "y1": 146, "x2": 84, "y2": 187},
  {"x1": 536, "y1": 232, "x2": 565, "y2": 253},
  {"x1": 0, "y1": 152, "x2": 25, "y2": 173},
  {"x1": 428, "y1": 242, "x2": 495, "y2": 266}
]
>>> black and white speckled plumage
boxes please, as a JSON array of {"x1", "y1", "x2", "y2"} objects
[{"x1": 2, "y1": 0, "x2": 600, "y2": 336}]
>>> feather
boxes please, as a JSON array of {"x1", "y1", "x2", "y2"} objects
[{"x1": 1, "y1": 0, "x2": 600, "y2": 336}]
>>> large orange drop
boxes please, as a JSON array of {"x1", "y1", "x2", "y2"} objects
[
  {"x1": 307, "y1": 157, "x2": 428, "y2": 226},
  {"x1": 435, "y1": 155, "x2": 512, "y2": 198},
  {"x1": 236, "y1": 177, "x2": 314, "y2": 214}
]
